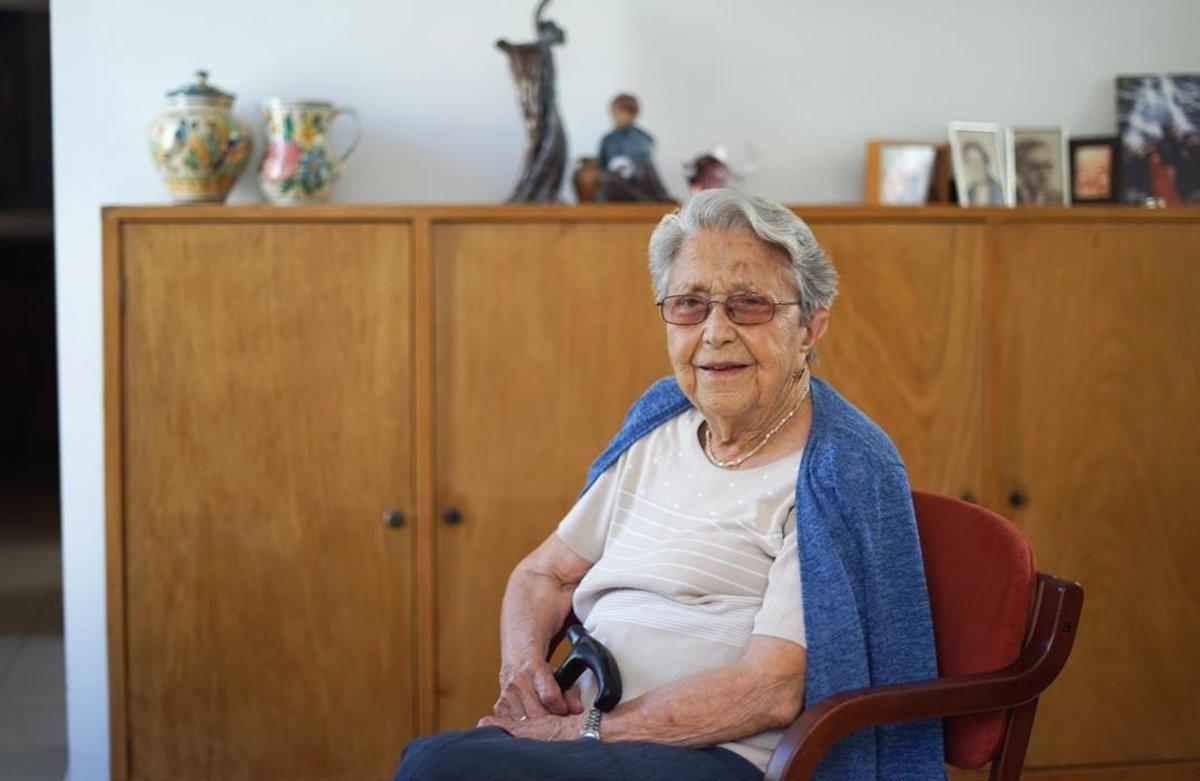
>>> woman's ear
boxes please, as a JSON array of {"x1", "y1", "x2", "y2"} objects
[{"x1": 802, "y1": 306, "x2": 831, "y2": 352}]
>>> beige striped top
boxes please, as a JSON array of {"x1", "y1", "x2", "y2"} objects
[{"x1": 556, "y1": 407, "x2": 805, "y2": 773}]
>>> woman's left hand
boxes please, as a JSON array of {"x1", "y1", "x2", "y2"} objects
[{"x1": 476, "y1": 712, "x2": 584, "y2": 741}]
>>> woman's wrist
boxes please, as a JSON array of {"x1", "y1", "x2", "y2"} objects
[
  {"x1": 500, "y1": 644, "x2": 546, "y2": 673},
  {"x1": 560, "y1": 711, "x2": 587, "y2": 740}
]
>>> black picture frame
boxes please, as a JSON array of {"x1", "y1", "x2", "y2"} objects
[{"x1": 1068, "y1": 136, "x2": 1119, "y2": 204}]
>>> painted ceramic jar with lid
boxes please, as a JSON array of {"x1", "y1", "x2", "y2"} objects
[{"x1": 147, "y1": 70, "x2": 252, "y2": 203}]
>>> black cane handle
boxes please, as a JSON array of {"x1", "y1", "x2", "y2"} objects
[{"x1": 552, "y1": 625, "x2": 623, "y2": 712}]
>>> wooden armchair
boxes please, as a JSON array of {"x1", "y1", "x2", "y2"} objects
[{"x1": 765, "y1": 491, "x2": 1083, "y2": 780}]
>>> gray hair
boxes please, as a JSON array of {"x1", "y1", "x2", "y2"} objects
[{"x1": 647, "y1": 188, "x2": 838, "y2": 363}]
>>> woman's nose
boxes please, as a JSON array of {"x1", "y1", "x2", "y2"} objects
[{"x1": 702, "y1": 302, "x2": 737, "y2": 344}]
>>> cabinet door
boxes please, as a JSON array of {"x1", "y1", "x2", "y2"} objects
[
  {"x1": 121, "y1": 223, "x2": 415, "y2": 779},
  {"x1": 987, "y1": 222, "x2": 1200, "y2": 767},
  {"x1": 432, "y1": 222, "x2": 670, "y2": 729},
  {"x1": 807, "y1": 221, "x2": 985, "y2": 497}
]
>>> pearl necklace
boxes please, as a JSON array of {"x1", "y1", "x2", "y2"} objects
[{"x1": 703, "y1": 372, "x2": 811, "y2": 469}]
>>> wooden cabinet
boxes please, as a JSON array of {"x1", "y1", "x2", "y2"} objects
[
  {"x1": 109, "y1": 221, "x2": 417, "y2": 779},
  {"x1": 104, "y1": 205, "x2": 1200, "y2": 780},
  {"x1": 986, "y1": 221, "x2": 1200, "y2": 767}
]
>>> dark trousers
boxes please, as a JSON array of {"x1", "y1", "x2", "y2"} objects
[{"x1": 394, "y1": 726, "x2": 764, "y2": 780}]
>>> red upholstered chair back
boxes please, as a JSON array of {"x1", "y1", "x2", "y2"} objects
[{"x1": 910, "y1": 491, "x2": 1037, "y2": 769}]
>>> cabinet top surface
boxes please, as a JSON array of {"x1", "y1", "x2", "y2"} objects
[{"x1": 100, "y1": 203, "x2": 1200, "y2": 224}]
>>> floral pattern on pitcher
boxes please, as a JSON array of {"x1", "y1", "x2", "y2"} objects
[{"x1": 259, "y1": 101, "x2": 359, "y2": 204}]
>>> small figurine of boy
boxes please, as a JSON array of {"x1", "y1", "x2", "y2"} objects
[{"x1": 597, "y1": 93, "x2": 674, "y2": 202}]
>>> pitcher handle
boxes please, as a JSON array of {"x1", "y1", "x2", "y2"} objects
[{"x1": 331, "y1": 106, "x2": 362, "y2": 171}]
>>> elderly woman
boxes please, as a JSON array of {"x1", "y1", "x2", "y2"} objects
[{"x1": 395, "y1": 190, "x2": 942, "y2": 779}]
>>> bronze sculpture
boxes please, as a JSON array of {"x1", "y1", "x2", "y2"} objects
[{"x1": 496, "y1": 0, "x2": 567, "y2": 203}]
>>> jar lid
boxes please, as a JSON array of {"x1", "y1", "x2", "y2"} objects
[{"x1": 166, "y1": 70, "x2": 235, "y2": 104}]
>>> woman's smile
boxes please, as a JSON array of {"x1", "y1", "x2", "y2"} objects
[{"x1": 699, "y1": 362, "x2": 750, "y2": 377}]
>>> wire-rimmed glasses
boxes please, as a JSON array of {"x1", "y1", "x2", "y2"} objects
[{"x1": 656, "y1": 293, "x2": 801, "y2": 325}]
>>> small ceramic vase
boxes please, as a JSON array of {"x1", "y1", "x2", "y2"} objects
[
  {"x1": 572, "y1": 157, "x2": 601, "y2": 202},
  {"x1": 147, "y1": 71, "x2": 252, "y2": 203},
  {"x1": 258, "y1": 99, "x2": 361, "y2": 205}
]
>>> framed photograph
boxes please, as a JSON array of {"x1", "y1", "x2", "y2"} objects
[
  {"x1": 1007, "y1": 126, "x2": 1070, "y2": 206},
  {"x1": 1117, "y1": 74, "x2": 1200, "y2": 205},
  {"x1": 1069, "y1": 136, "x2": 1119, "y2": 203},
  {"x1": 865, "y1": 140, "x2": 938, "y2": 205},
  {"x1": 948, "y1": 122, "x2": 1007, "y2": 206}
]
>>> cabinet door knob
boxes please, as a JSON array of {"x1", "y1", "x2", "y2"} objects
[
  {"x1": 1008, "y1": 489, "x2": 1029, "y2": 508},
  {"x1": 442, "y1": 506, "x2": 462, "y2": 525},
  {"x1": 382, "y1": 508, "x2": 406, "y2": 528}
]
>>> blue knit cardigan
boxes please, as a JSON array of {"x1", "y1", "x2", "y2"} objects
[{"x1": 577, "y1": 375, "x2": 944, "y2": 779}]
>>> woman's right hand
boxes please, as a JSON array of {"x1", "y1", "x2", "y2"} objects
[{"x1": 494, "y1": 656, "x2": 583, "y2": 719}]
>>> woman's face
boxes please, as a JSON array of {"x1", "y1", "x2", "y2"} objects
[{"x1": 664, "y1": 229, "x2": 828, "y2": 424}]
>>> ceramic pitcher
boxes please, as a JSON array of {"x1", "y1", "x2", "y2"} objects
[
  {"x1": 148, "y1": 70, "x2": 252, "y2": 203},
  {"x1": 259, "y1": 99, "x2": 361, "y2": 204}
]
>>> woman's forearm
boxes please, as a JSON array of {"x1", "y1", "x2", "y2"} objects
[
  {"x1": 599, "y1": 659, "x2": 801, "y2": 747},
  {"x1": 499, "y1": 565, "x2": 575, "y2": 666}
]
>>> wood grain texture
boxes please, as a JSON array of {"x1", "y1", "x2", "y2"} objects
[
  {"x1": 431, "y1": 221, "x2": 671, "y2": 730},
  {"x1": 864, "y1": 142, "x2": 884, "y2": 206},
  {"x1": 985, "y1": 222, "x2": 1200, "y2": 766},
  {"x1": 412, "y1": 216, "x2": 439, "y2": 735},
  {"x1": 949, "y1": 759, "x2": 1200, "y2": 779},
  {"x1": 120, "y1": 222, "x2": 416, "y2": 779},
  {"x1": 806, "y1": 221, "x2": 984, "y2": 497}
]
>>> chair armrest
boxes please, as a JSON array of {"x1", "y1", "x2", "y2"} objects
[{"x1": 765, "y1": 574, "x2": 1082, "y2": 781}]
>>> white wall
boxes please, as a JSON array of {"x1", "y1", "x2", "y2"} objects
[{"x1": 50, "y1": 0, "x2": 1198, "y2": 776}]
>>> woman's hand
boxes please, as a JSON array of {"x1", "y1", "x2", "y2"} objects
[
  {"x1": 476, "y1": 711, "x2": 584, "y2": 741},
  {"x1": 494, "y1": 656, "x2": 584, "y2": 719}
]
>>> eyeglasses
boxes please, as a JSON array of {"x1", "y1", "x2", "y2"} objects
[{"x1": 656, "y1": 293, "x2": 802, "y2": 325}]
